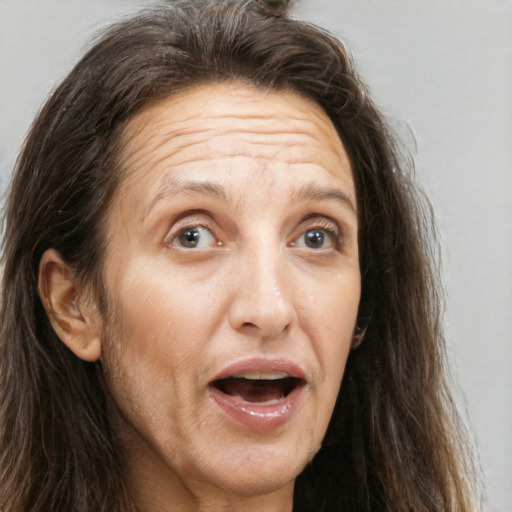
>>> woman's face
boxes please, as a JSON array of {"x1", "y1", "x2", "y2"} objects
[{"x1": 100, "y1": 82, "x2": 361, "y2": 509}]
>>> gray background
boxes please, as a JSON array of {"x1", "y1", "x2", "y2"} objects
[{"x1": 1, "y1": 1, "x2": 510, "y2": 510}]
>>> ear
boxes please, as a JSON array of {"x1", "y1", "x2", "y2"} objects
[{"x1": 38, "y1": 248, "x2": 102, "y2": 362}]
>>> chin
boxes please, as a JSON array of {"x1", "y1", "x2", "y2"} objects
[{"x1": 195, "y1": 436, "x2": 320, "y2": 498}]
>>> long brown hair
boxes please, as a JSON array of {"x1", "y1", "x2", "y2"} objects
[{"x1": 0, "y1": 0, "x2": 479, "y2": 510}]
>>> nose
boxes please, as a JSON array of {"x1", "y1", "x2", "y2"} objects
[{"x1": 227, "y1": 246, "x2": 295, "y2": 339}]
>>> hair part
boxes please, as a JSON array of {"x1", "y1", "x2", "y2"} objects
[{"x1": 0, "y1": 1, "x2": 480, "y2": 510}]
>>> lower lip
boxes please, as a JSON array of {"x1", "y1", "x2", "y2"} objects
[{"x1": 208, "y1": 384, "x2": 305, "y2": 432}]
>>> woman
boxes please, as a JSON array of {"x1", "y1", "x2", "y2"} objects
[{"x1": 0, "y1": 0, "x2": 479, "y2": 510}]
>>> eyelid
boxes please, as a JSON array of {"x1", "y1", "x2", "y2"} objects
[
  {"x1": 291, "y1": 216, "x2": 343, "y2": 250},
  {"x1": 164, "y1": 212, "x2": 220, "y2": 247},
  {"x1": 301, "y1": 216, "x2": 342, "y2": 236}
]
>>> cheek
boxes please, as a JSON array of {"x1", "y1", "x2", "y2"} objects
[
  {"x1": 101, "y1": 254, "x2": 232, "y2": 429},
  {"x1": 110, "y1": 258, "x2": 216, "y2": 363},
  {"x1": 100, "y1": 262, "x2": 212, "y2": 445},
  {"x1": 307, "y1": 272, "x2": 360, "y2": 335},
  {"x1": 302, "y1": 272, "x2": 360, "y2": 390}
]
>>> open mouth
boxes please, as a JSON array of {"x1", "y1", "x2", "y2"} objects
[{"x1": 210, "y1": 372, "x2": 305, "y2": 405}]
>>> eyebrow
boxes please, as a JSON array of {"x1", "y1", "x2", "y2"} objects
[
  {"x1": 143, "y1": 176, "x2": 357, "y2": 220},
  {"x1": 143, "y1": 176, "x2": 229, "y2": 219},
  {"x1": 293, "y1": 184, "x2": 357, "y2": 216}
]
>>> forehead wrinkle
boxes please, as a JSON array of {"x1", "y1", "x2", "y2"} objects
[
  {"x1": 123, "y1": 129, "x2": 343, "y2": 187},
  {"x1": 119, "y1": 125, "x2": 213, "y2": 180},
  {"x1": 117, "y1": 84, "x2": 352, "y2": 216},
  {"x1": 126, "y1": 101, "x2": 343, "y2": 156},
  {"x1": 147, "y1": 121, "x2": 336, "y2": 154},
  {"x1": 120, "y1": 89, "x2": 345, "y2": 180}
]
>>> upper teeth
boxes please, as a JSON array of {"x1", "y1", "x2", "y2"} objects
[{"x1": 231, "y1": 372, "x2": 289, "y2": 380}]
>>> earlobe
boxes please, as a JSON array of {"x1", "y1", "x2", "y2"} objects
[{"x1": 38, "y1": 248, "x2": 102, "y2": 362}]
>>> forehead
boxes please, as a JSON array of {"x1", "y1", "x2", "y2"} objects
[{"x1": 112, "y1": 82, "x2": 355, "y2": 220}]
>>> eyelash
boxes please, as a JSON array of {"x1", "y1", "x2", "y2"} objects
[
  {"x1": 294, "y1": 219, "x2": 342, "y2": 250},
  {"x1": 166, "y1": 220, "x2": 219, "y2": 248},
  {"x1": 166, "y1": 216, "x2": 342, "y2": 251}
]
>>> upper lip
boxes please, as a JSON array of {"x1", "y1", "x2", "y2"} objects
[{"x1": 210, "y1": 357, "x2": 307, "y2": 383}]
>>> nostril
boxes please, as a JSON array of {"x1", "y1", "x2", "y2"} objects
[
  {"x1": 227, "y1": 273, "x2": 294, "y2": 336},
  {"x1": 237, "y1": 316, "x2": 291, "y2": 338}
]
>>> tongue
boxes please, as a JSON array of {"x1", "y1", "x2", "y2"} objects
[{"x1": 216, "y1": 378, "x2": 292, "y2": 403}]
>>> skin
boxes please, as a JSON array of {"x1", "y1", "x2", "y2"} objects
[{"x1": 43, "y1": 82, "x2": 361, "y2": 511}]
